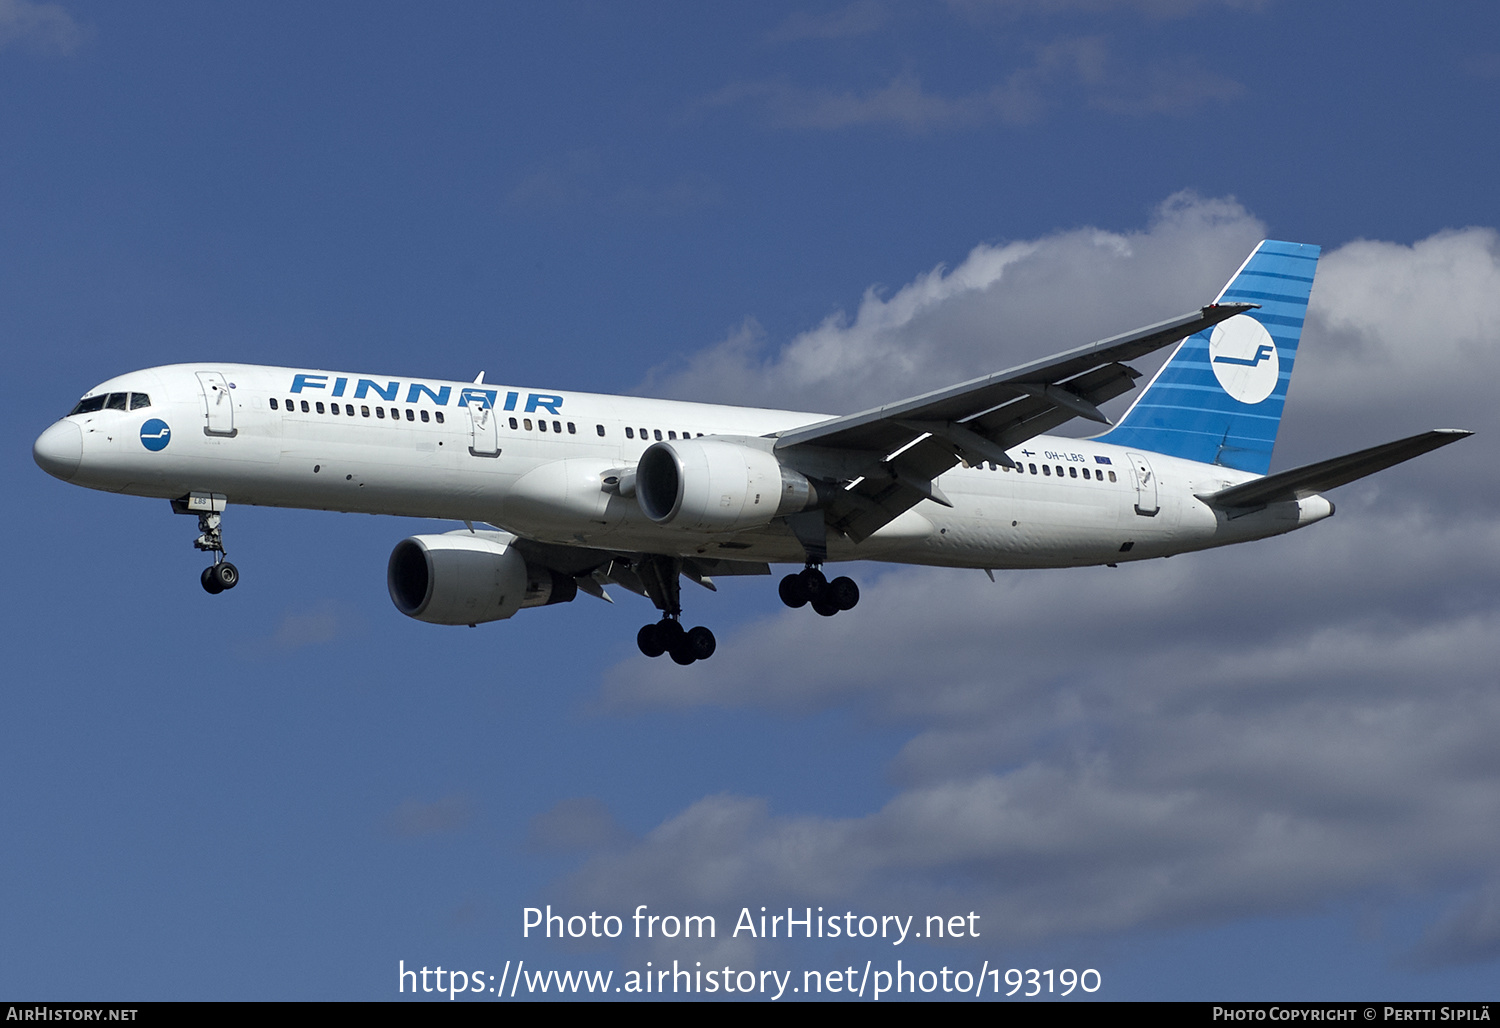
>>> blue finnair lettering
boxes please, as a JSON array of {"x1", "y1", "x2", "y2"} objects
[
  {"x1": 1213, "y1": 344, "x2": 1276, "y2": 368},
  {"x1": 459, "y1": 387, "x2": 499, "y2": 409},
  {"x1": 283, "y1": 375, "x2": 566, "y2": 414},
  {"x1": 140, "y1": 418, "x2": 171, "y2": 451},
  {"x1": 354, "y1": 379, "x2": 399, "y2": 401},
  {"x1": 406, "y1": 383, "x2": 452, "y2": 405}
]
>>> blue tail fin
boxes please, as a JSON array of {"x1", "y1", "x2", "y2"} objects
[{"x1": 1095, "y1": 240, "x2": 1320, "y2": 475}]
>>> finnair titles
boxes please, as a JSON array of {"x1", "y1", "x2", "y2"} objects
[{"x1": 34, "y1": 241, "x2": 1471, "y2": 664}]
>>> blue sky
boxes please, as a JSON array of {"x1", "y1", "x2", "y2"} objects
[{"x1": 4, "y1": 0, "x2": 1499, "y2": 1001}]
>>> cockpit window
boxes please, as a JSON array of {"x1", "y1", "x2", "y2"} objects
[
  {"x1": 129, "y1": 393, "x2": 151, "y2": 410},
  {"x1": 69, "y1": 396, "x2": 107, "y2": 415},
  {"x1": 105, "y1": 392, "x2": 128, "y2": 411}
]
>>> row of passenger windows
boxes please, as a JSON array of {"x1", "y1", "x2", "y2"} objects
[
  {"x1": 977, "y1": 460, "x2": 1117, "y2": 482},
  {"x1": 272, "y1": 397, "x2": 448, "y2": 424},
  {"x1": 69, "y1": 392, "x2": 151, "y2": 415},
  {"x1": 626, "y1": 427, "x2": 702, "y2": 441},
  {"x1": 268, "y1": 397, "x2": 713, "y2": 442}
]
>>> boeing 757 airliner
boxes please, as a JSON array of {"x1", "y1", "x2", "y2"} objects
[{"x1": 33, "y1": 241, "x2": 1470, "y2": 663}]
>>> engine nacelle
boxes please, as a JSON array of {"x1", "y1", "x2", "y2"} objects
[
  {"x1": 387, "y1": 531, "x2": 577, "y2": 626},
  {"x1": 636, "y1": 438, "x2": 820, "y2": 533}
]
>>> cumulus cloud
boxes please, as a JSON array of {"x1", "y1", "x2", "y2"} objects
[
  {"x1": 701, "y1": 35, "x2": 1242, "y2": 132},
  {"x1": 586, "y1": 197, "x2": 1500, "y2": 960},
  {"x1": 0, "y1": 0, "x2": 86, "y2": 55},
  {"x1": 529, "y1": 797, "x2": 631, "y2": 853},
  {"x1": 645, "y1": 191, "x2": 1267, "y2": 414},
  {"x1": 947, "y1": 0, "x2": 1268, "y2": 18},
  {"x1": 385, "y1": 795, "x2": 473, "y2": 838},
  {"x1": 767, "y1": 0, "x2": 890, "y2": 42}
]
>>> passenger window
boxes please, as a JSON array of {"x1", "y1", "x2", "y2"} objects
[
  {"x1": 1028, "y1": 463, "x2": 1037, "y2": 474},
  {"x1": 1069, "y1": 466, "x2": 1077, "y2": 478},
  {"x1": 626, "y1": 427, "x2": 634, "y2": 439},
  {"x1": 520, "y1": 418, "x2": 530, "y2": 430},
  {"x1": 270, "y1": 398, "x2": 279, "y2": 410},
  {"x1": 568, "y1": 422, "x2": 576, "y2": 435},
  {"x1": 640, "y1": 428, "x2": 647, "y2": 439},
  {"x1": 553, "y1": 420, "x2": 561, "y2": 433},
  {"x1": 316, "y1": 402, "x2": 325, "y2": 414},
  {"x1": 435, "y1": 412, "x2": 444, "y2": 423},
  {"x1": 361, "y1": 406, "x2": 370, "y2": 417},
  {"x1": 506, "y1": 417, "x2": 516, "y2": 429},
  {"x1": 1043, "y1": 465, "x2": 1051, "y2": 476},
  {"x1": 129, "y1": 393, "x2": 151, "y2": 410},
  {"x1": 106, "y1": 393, "x2": 127, "y2": 410},
  {"x1": 389, "y1": 407, "x2": 398, "y2": 419},
  {"x1": 654, "y1": 429, "x2": 662, "y2": 441},
  {"x1": 330, "y1": 403, "x2": 339, "y2": 415},
  {"x1": 406, "y1": 409, "x2": 414, "y2": 421},
  {"x1": 420, "y1": 410, "x2": 429, "y2": 423},
  {"x1": 538, "y1": 419, "x2": 547, "y2": 431},
  {"x1": 345, "y1": 405, "x2": 354, "y2": 416},
  {"x1": 596, "y1": 424, "x2": 605, "y2": 436},
  {"x1": 296, "y1": 400, "x2": 306, "y2": 413},
  {"x1": 1108, "y1": 471, "x2": 1117, "y2": 482},
  {"x1": 668, "y1": 430, "x2": 677, "y2": 440}
]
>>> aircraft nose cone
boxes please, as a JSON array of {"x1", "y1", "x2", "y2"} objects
[{"x1": 34, "y1": 420, "x2": 83, "y2": 482}]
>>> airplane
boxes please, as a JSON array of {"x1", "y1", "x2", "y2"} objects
[{"x1": 32, "y1": 240, "x2": 1470, "y2": 665}]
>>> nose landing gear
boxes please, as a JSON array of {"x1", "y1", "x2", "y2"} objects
[
  {"x1": 172, "y1": 494, "x2": 240, "y2": 595},
  {"x1": 779, "y1": 566, "x2": 858, "y2": 616},
  {"x1": 194, "y1": 512, "x2": 240, "y2": 594},
  {"x1": 200, "y1": 560, "x2": 239, "y2": 594}
]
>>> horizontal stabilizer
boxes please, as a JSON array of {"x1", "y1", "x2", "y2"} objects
[{"x1": 1199, "y1": 429, "x2": 1473, "y2": 508}]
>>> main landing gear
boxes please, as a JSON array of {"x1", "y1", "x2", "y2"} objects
[
  {"x1": 779, "y1": 565, "x2": 859, "y2": 617},
  {"x1": 192, "y1": 509, "x2": 239, "y2": 595},
  {"x1": 636, "y1": 620, "x2": 716, "y2": 665},
  {"x1": 633, "y1": 555, "x2": 716, "y2": 665}
]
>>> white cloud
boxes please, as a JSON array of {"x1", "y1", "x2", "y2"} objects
[
  {"x1": 0, "y1": 0, "x2": 86, "y2": 55},
  {"x1": 384, "y1": 795, "x2": 472, "y2": 838},
  {"x1": 766, "y1": 1, "x2": 890, "y2": 43},
  {"x1": 586, "y1": 198, "x2": 1500, "y2": 962},
  {"x1": 645, "y1": 191, "x2": 1267, "y2": 414},
  {"x1": 701, "y1": 35, "x2": 1243, "y2": 133}
]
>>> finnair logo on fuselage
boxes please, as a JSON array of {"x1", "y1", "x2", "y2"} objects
[
  {"x1": 1207, "y1": 316, "x2": 1280, "y2": 405},
  {"x1": 288, "y1": 374, "x2": 564, "y2": 414},
  {"x1": 140, "y1": 419, "x2": 171, "y2": 451}
]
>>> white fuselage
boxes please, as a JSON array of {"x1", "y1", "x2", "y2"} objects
[{"x1": 41, "y1": 363, "x2": 1334, "y2": 570}]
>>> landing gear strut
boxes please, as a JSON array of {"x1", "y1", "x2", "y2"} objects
[
  {"x1": 187, "y1": 505, "x2": 238, "y2": 594},
  {"x1": 779, "y1": 565, "x2": 858, "y2": 616},
  {"x1": 633, "y1": 555, "x2": 715, "y2": 664}
]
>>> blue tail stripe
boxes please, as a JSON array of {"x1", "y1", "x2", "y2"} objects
[{"x1": 1095, "y1": 240, "x2": 1320, "y2": 474}]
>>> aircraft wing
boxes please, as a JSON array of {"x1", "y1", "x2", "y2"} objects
[
  {"x1": 773, "y1": 302, "x2": 1257, "y2": 542},
  {"x1": 1197, "y1": 429, "x2": 1473, "y2": 509}
]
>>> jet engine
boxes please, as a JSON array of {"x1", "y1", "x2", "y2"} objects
[
  {"x1": 635, "y1": 438, "x2": 821, "y2": 533},
  {"x1": 387, "y1": 530, "x2": 576, "y2": 625}
]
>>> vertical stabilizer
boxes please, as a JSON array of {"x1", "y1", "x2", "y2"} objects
[{"x1": 1095, "y1": 240, "x2": 1320, "y2": 475}]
